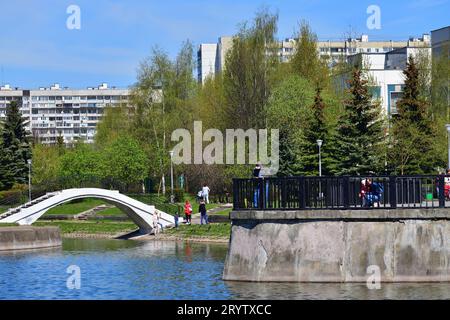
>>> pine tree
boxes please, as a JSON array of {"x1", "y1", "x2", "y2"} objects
[
  {"x1": 294, "y1": 87, "x2": 330, "y2": 175},
  {"x1": 390, "y1": 56, "x2": 441, "y2": 174},
  {"x1": 330, "y1": 68, "x2": 385, "y2": 175},
  {"x1": 0, "y1": 101, "x2": 31, "y2": 190}
]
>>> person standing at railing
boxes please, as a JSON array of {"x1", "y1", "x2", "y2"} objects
[
  {"x1": 359, "y1": 179, "x2": 372, "y2": 208},
  {"x1": 253, "y1": 164, "x2": 263, "y2": 208},
  {"x1": 445, "y1": 169, "x2": 450, "y2": 200}
]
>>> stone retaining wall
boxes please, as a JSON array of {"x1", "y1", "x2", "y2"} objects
[
  {"x1": 0, "y1": 227, "x2": 62, "y2": 251},
  {"x1": 223, "y1": 210, "x2": 450, "y2": 282}
]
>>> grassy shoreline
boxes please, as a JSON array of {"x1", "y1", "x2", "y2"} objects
[
  {"x1": 1, "y1": 197, "x2": 232, "y2": 243},
  {"x1": 0, "y1": 220, "x2": 232, "y2": 243}
]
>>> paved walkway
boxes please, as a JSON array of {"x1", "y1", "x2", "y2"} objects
[{"x1": 190, "y1": 203, "x2": 232, "y2": 225}]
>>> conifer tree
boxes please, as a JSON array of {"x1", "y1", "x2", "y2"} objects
[
  {"x1": 0, "y1": 101, "x2": 31, "y2": 190},
  {"x1": 330, "y1": 68, "x2": 385, "y2": 175},
  {"x1": 390, "y1": 56, "x2": 441, "y2": 174},
  {"x1": 294, "y1": 87, "x2": 330, "y2": 175}
]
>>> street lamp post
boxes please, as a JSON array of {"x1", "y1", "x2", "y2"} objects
[
  {"x1": 446, "y1": 125, "x2": 450, "y2": 170},
  {"x1": 317, "y1": 140, "x2": 323, "y2": 201},
  {"x1": 169, "y1": 150, "x2": 174, "y2": 204},
  {"x1": 317, "y1": 140, "x2": 323, "y2": 177},
  {"x1": 27, "y1": 159, "x2": 32, "y2": 203}
]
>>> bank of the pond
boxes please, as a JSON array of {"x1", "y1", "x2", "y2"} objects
[
  {"x1": 138, "y1": 223, "x2": 231, "y2": 243},
  {"x1": 0, "y1": 220, "x2": 232, "y2": 242}
]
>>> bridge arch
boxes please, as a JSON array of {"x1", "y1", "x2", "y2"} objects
[{"x1": 0, "y1": 188, "x2": 176, "y2": 233}]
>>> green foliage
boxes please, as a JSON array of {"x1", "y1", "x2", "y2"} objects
[
  {"x1": 32, "y1": 144, "x2": 61, "y2": 185},
  {"x1": 294, "y1": 87, "x2": 332, "y2": 176},
  {"x1": 266, "y1": 75, "x2": 315, "y2": 175},
  {"x1": 290, "y1": 20, "x2": 329, "y2": 86},
  {"x1": 95, "y1": 104, "x2": 131, "y2": 148},
  {"x1": 390, "y1": 56, "x2": 443, "y2": 174},
  {"x1": 58, "y1": 142, "x2": 104, "y2": 185},
  {"x1": 0, "y1": 101, "x2": 31, "y2": 190},
  {"x1": 223, "y1": 8, "x2": 279, "y2": 129},
  {"x1": 102, "y1": 135, "x2": 149, "y2": 187},
  {"x1": 165, "y1": 188, "x2": 185, "y2": 203},
  {"x1": 330, "y1": 68, "x2": 386, "y2": 175}
]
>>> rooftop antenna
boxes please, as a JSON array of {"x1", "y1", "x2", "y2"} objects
[{"x1": 1, "y1": 65, "x2": 4, "y2": 86}]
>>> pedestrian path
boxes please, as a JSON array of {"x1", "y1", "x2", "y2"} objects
[{"x1": 190, "y1": 203, "x2": 232, "y2": 225}]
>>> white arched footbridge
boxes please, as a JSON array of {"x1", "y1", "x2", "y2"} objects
[{"x1": 0, "y1": 188, "x2": 177, "y2": 233}]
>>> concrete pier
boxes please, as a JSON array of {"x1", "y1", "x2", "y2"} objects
[
  {"x1": 0, "y1": 226, "x2": 62, "y2": 251},
  {"x1": 223, "y1": 209, "x2": 450, "y2": 282}
]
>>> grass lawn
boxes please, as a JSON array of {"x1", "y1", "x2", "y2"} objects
[
  {"x1": 0, "y1": 205, "x2": 9, "y2": 214},
  {"x1": 0, "y1": 223, "x2": 20, "y2": 227},
  {"x1": 213, "y1": 208, "x2": 232, "y2": 216},
  {"x1": 34, "y1": 220, "x2": 137, "y2": 235},
  {"x1": 44, "y1": 198, "x2": 106, "y2": 215},
  {"x1": 165, "y1": 223, "x2": 231, "y2": 239},
  {"x1": 95, "y1": 207, "x2": 128, "y2": 216}
]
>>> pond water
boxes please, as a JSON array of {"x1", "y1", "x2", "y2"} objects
[{"x1": 0, "y1": 239, "x2": 449, "y2": 300}]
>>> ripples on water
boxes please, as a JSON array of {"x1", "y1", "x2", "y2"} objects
[{"x1": 0, "y1": 238, "x2": 449, "y2": 300}]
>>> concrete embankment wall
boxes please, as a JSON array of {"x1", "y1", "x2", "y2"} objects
[
  {"x1": 223, "y1": 210, "x2": 450, "y2": 282},
  {"x1": 0, "y1": 227, "x2": 62, "y2": 251}
]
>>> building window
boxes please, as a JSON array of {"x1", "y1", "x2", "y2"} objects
[{"x1": 390, "y1": 92, "x2": 402, "y2": 114}]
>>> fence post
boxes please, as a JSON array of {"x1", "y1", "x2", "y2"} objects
[
  {"x1": 438, "y1": 175, "x2": 445, "y2": 208},
  {"x1": 343, "y1": 176, "x2": 350, "y2": 209},
  {"x1": 299, "y1": 177, "x2": 305, "y2": 209},
  {"x1": 259, "y1": 178, "x2": 264, "y2": 209},
  {"x1": 281, "y1": 178, "x2": 287, "y2": 209},
  {"x1": 232, "y1": 179, "x2": 238, "y2": 210},
  {"x1": 389, "y1": 176, "x2": 397, "y2": 209}
]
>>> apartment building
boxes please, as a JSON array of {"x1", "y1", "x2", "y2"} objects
[
  {"x1": 197, "y1": 43, "x2": 218, "y2": 84},
  {"x1": 431, "y1": 26, "x2": 450, "y2": 58},
  {"x1": 0, "y1": 83, "x2": 129, "y2": 145},
  {"x1": 198, "y1": 34, "x2": 431, "y2": 83},
  {"x1": 347, "y1": 46, "x2": 431, "y2": 115},
  {"x1": 278, "y1": 34, "x2": 430, "y2": 66},
  {"x1": 197, "y1": 36, "x2": 233, "y2": 84}
]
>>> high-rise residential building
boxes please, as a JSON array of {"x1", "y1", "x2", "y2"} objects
[
  {"x1": 197, "y1": 36, "x2": 233, "y2": 84},
  {"x1": 279, "y1": 34, "x2": 430, "y2": 66},
  {"x1": 197, "y1": 43, "x2": 218, "y2": 84},
  {"x1": 431, "y1": 26, "x2": 450, "y2": 58},
  {"x1": 216, "y1": 36, "x2": 233, "y2": 73},
  {"x1": 197, "y1": 34, "x2": 431, "y2": 83},
  {"x1": 0, "y1": 83, "x2": 129, "y2": 145}
]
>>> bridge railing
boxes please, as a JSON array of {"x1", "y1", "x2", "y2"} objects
[{"x1": 232, "y1": 175, "x2": 450, "y2": 210}]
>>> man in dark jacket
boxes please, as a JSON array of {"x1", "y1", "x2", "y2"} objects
[{"x1": 199, "y1": 200, "x2": 208, "y2": 225}]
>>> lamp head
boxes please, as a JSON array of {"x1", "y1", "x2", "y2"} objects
[{"x1": 317, "y1": 139, "x2": 323, "y2": 147}]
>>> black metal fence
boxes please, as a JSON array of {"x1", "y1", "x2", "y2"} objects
[{"x1": 233, "y1": 175, "x2": 450, "y2": 210}]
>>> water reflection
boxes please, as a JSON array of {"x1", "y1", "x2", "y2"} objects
[
  {"x1": 226, "y1": 281, "x2": 450, "y2": 300},
  {"x1": 0, "y1": 239, "x2": 449, "y2": 300}
]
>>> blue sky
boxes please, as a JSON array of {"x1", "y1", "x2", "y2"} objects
[{"x1": 0, "y1": 0, "x2": 448, "y2": 88}]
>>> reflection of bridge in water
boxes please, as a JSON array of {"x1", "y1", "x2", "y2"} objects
[{"x1": 0, "y1": 188, "x2": 176, "y2": 233}]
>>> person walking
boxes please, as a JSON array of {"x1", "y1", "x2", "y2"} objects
[
  {"x1": 202, "y1": 184, "x2": 210, "y2": 204},
  {"x1": 174, "y1": 211, "x2": 179, "y2": 228},
  {"x1": 153, "y1": 211, "x2": 160, "y2": 235},
  {"x1": 184, "y1": 200, "x2": 192, "y2": 225},
  {"x1": 199, "y1": 199, "x2": 208, "y2": 225}
]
